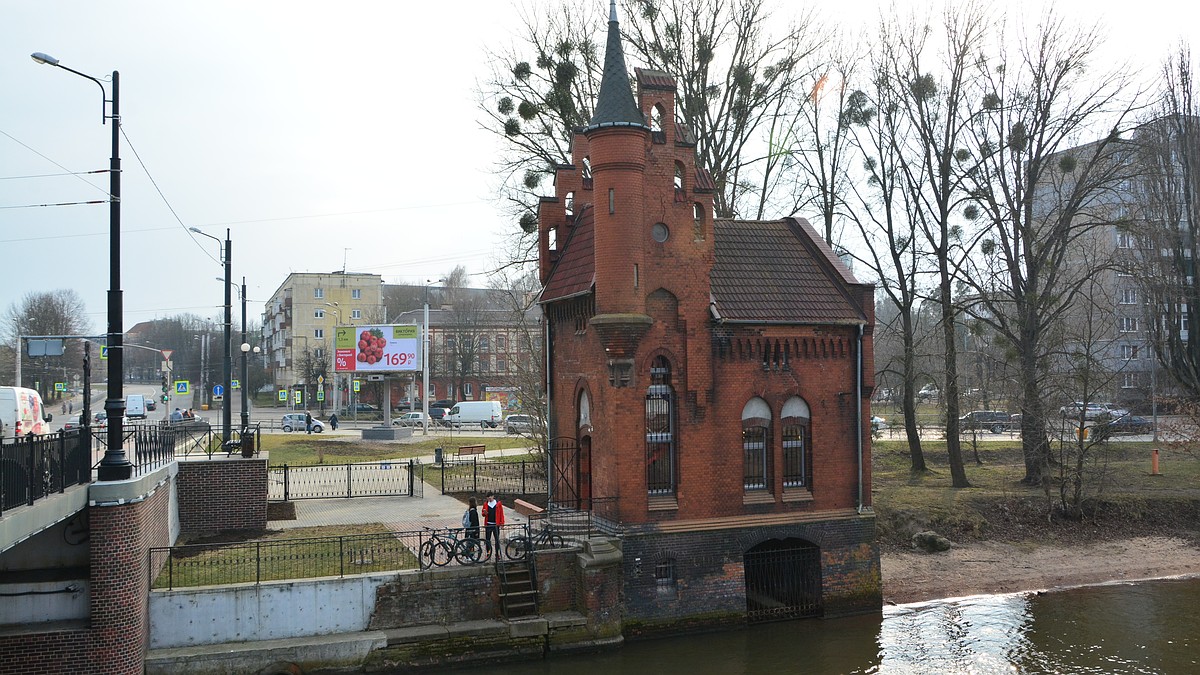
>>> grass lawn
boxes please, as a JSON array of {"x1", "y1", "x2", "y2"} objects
[
  {"x1": 257, "y1": 434, "x2": 533, "y2": 466},
  {"x1": 151, "y1": 523, "x2": 419, "y2": 589}
]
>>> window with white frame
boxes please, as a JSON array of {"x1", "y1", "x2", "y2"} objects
[
  {"x1": 314, "y1": 288, "x2": 324, "y2": 299},
  {"x1": 314, "y1": 328, "x2": 324, "y2": 339},
  {"x1": 352, "y1": 289, "x2": 362, "y2": 299},
  {"x1": 464, "y1": 383, "x2": 473, "y2": 397},
  {"x1": 479, "y1": 336, "x2": 489, "y2": 353},
  {"x1": 781, "y1": 397, "x2": 811, "y2": 488},
  {"x1": 1117, "y1": 231, "x2": 1135, "y2": 249},
  {"x1": 496, "y1": 334, "x2": 506, "y2": 351},
  {"x1": 1122, "y1": 372, "x2": 1137, "y2": 389},
  {"x1": 1119, "y1": 288, "x2": 1138, "y2": 304},
  {"x1": 351, "y1": 309, "x2": 361, "y2": 319},
  {"x1": 315, "y1": 309, "x2": 325, "y2": 319},
  {"x1": 742, "y1": 398, "x2": 771, "y2": 491},
  {"x1": 1120, "y1": 317, "x2": 1138, "y2": 332},
  {"x1": 1122, "y1": 344, "x2": 1139, "y2": 360}
]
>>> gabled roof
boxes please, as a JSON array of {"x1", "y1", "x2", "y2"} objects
[
  {"x1": 710, "y1": 217, "x2": 867, "y2": 324},
  {"x1": 539, "y1": 205, "x2": 596, "y2": 303}
]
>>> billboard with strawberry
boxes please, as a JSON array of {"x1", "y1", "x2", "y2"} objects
[{"x1": 334, "y1": 324, "x2": 420, "y2": 372}]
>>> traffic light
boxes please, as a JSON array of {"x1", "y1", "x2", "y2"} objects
[
  {"x1": 161, "y1": 374, "x2": 169, "y2": 392},
  {"x1": 161, "y1": 394, "x2": 169, "y2": 403}
]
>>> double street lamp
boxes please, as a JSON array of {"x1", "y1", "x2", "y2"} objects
[
  {"x1": 191, "y1": 227, "x2": 233, "y2": 445},
  {"x1": 32, "y1": 52, "x2": 130, "y2": 480}
]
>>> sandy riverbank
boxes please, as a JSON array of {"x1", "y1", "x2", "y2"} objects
[{"x1": 881, "y1": 536, "x2": 1200, "y2": 604}]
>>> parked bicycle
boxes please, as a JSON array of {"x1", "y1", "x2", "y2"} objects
[
  {"x1": 504, "y1": 521, "x2": 566, "y2": 560},
  {"x1": 419, "y1": 527, "x2": 486, "y2": 567}
]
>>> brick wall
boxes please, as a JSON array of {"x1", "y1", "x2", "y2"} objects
[
  {"x1": 621, "y1": 514, "x2": 880, "y2": 636},
  {"x1": 175, "y1": 459, "x2": 268, "y2": 535}
]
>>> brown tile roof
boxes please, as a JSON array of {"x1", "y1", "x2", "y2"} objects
[
  {"x1": 539, "y1": 205, "x2": 596, "y2": 303},
  {"x1": 693, "y1": 168, "x2": 715, "y2": 193},
  {"x1": 674, "y1": 122, "x2": 696, "y2": 146},
  {"x1": 636, "y1": 68, "x2": 677, "y2": 91},
  {"x1": 711, "y1": 217, "x2": 867, "y2": 324}
]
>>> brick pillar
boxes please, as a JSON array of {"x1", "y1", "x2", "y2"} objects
[{"x1": 87, "y1": 500, "x2": 153, "y2": 674}]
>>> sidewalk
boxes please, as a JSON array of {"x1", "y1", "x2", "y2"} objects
[{"x1": 271, "y1": 447, "x2": 530, "y2": 533}]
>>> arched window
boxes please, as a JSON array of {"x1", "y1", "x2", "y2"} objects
[
  {"x1": 674, "y1": 161, "x2": 685, "y2": 194},
  {"x1": 651, "y1": 104, "x2": 666, "y2": 143},
  {"x1": 578, "y1": 389, "x2": 591, "y2": 431},
  {"x1": 742, "y1": 398, "x2": 771, "y2": 491},
  {"x1": 582, "y1": 156, "x2": 593, "y2": 190},
  {"x1": 565, "y1": 191, "x2": 574, "y2": 216},
  {"x1": 693, "y1": 202, "x2": 706, "y2": 240},
  {"x1": 645, "y1": 356, "x2": 676, "y2": 495},
  {"x1": 781, "y1": 397, "x2": 811, "y2": 488}
]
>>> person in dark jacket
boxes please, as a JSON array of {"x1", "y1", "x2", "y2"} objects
[
  {"x1": 480, "y1": 493, "x2": 505, "y2": 559},
  {"x1": 305, "y1": 410, "x2": 313, "y2": 434},
  {"x1": 329, "y1": 413, "x2": 339, "y2": 431},
  {"x1": 465, "y1": 497, "x2": 480, "y2": 543}
]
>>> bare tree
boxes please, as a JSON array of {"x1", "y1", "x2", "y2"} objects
[
  {"x1": 478, "y1": 0, "x2": 821, "y2": 248},
  {"x1": 487, "y1": 268, "x2": 549, "y2": 457},
  {"x1": 889, "y1": 4, "x2": 990, "y2": 488},
  {"x1": 846, "y1": 19, "x2": 932, "y2": 471},
  {"x1": 3, "y1": 290, "x2": 91, "y2": 400},
  {"x1": 1137, "y1": 45, "x2": 1200, "y2": 399},
  {"x1": 960, "y1": 13, "x2": 1137, "y2": 485}
]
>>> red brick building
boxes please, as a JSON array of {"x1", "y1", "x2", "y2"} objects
[{"x1": 537, "y1": 3, "x2": 880, "y2": 628}]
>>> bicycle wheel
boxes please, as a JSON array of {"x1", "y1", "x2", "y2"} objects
[
  {"x1": 454, "y1": 538, "x2": 483, "y2": 564},
  {"x1": 418, "y1": 540, "x2": 436, "y2": 568},
  {"x1": 431, "y1": 540, "x2": 454, "y2": 567},
  {"x1": 504, "y1": 537, "x2": 528, "y2": 560},
  {"x1": 547, "y1": 533, "x2": 565, "y2": 549}
]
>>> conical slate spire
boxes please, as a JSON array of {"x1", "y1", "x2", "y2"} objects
[{"x1": 587, "y1": 0, "x2": 647, "y2": 129}]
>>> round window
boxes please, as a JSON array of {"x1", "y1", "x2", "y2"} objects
[{"x1": 651, "y1": 222, "x2": 669, "y2": 243}]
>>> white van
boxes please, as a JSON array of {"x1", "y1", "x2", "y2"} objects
[
  {"x1": 447, "y1": 400, "x2": 503, "y2": 429},
  {"x1": 0, "y1": 386, "x2": 53, "y2": 438},
  {"x1": 125, "y1": 394, "x2": 147, "y2": 420}
]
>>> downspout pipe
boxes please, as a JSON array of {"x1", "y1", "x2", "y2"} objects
[
  {"x1": 544, "y1": 315, "x2": 553, "y2": 504},
  {"x1": 856, "y1": 323, "x2": 864, "y2": 513}
]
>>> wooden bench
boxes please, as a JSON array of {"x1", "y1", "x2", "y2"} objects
[
  {"x1": 456, "y1": 444, "x2": 486, "y2": 457},
  {"x1": 513, "y1": 498, "x2": 544, "y2": 516}
]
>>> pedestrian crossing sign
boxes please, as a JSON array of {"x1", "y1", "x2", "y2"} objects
[
  {"x1": 278, "y1": 390, "x2": 287, "y2": 402},
  {"x1": 316, "y1": 391, "x2": 325, "y2": 401},
  {"x1": 293, "y1": 390, "x2": 302, "y2": 404},
  {"x1": 175, "y1": 380, "x2": 190, "y2": 395},
  {"x1": 352, "y1": 380, "x2": 361, "y2": 393}
]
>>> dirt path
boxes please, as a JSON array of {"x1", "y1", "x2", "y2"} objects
[{"x1": 882, "y1": 536, "x2": 1200, "y2": 604}]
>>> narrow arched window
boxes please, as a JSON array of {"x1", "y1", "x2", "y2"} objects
[
  {"x1": 582, "y1": 157, "x2": 593, "y2": 190},
  {"x1": 674, "y1": 161, "x2": 685, "y2": 191},
  {"x1": 651, "y1": 104, "x2": 666, "y2": 143},
  {"x1": 693, "y1": 202, "x2": 706, "y2": 240},
  {"x1": 645, "y1": 356, "x2": 676, "y2": 495},
  {"x1": 565, "y1": 191, "x2": 574, "y2": 217},
  {"x1": 781, "y1": 397, "x2": 811, "y2": 488},
  {"x1": 742, "y1": 398, "x2": 771, "y2": 491}
]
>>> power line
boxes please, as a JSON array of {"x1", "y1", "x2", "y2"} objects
[
  {"x1": 0, "y1": 199, "x2": 108, "y2": 210},
  {"x1": 0, "y1": 128, "x2": 112, "y2": 197},
  {"x1": 0, "y1": 169, "x2": 108, "y2": 181}
]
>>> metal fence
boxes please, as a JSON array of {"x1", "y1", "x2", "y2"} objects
[
  {"x1": 1, "y1": 430, "x2": 91, "y2": 515},
  {"x1": 268, "y1": 460, "x2": 422, "y2": 501},
  {"x1": 148, "y1": 522, "x2": 531, "y2": 589},
  {"x1": 435, "y1": 457, "x2": 547, "y2": 498}
]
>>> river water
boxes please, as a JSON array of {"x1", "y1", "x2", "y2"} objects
[{"x1": 453, "y1": 577, "x2": 1199, "y2": 674}]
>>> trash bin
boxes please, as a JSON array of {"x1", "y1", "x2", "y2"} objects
[
  {"x1": 434, "y1": 447, "x2": 443, "y2": 464},
  {"x1": 241, "y1": 433, "x2": 255, "y2": 457}
]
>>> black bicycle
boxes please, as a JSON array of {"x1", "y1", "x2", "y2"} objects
[
  {"x1": 504, "y1": 521, "x2": 566, "y2": 560},
  {"x1": 420, "y1": 527, "x2": 486, "y2": 566}
]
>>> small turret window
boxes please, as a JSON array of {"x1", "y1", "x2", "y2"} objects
[
  {"x1": 582, "y1": 157, "x2": 593, "y2": 190},
  {"x1": 674, "y1": 162, "x2": 686, "y2": 201},
  {"x1": 693, "y1": 202, "x2": 706, "y2": 240},
  {"x1": 565, "y1": 191, "x2": 574, "y2": 216},
  {"x1": 651, "y1": 104, "x2": 666, "y2": 144},
  {"x1": 651, "y1": 222, "x2": 669, "y2": 243}
]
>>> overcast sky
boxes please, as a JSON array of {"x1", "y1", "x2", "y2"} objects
[{"x1": 1, "y1": 0, "x2": 1192, "y2": 335}]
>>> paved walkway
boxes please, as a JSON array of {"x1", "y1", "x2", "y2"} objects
[{"x1": 270, "y1": 447, "x2": 530, "y2": 534}]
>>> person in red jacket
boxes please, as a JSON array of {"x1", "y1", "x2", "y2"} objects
[{"x1": 480, "y1": 493, "x2": 505, "y2": 559}]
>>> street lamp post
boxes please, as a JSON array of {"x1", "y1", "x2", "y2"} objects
[
  {"x1": 324, "y1": 302, "x2": 342, "y2": 414},
  {"x1": 32, "y1": 52, "x2": 130, "y2": 480},
  {"x1": 240, "y1": 277, "x2": 250, "y2": 433},
  {"x1": 422, "y1": 279, "x2": 445, "y2": 435},
  {"x1": 191, "y1": 227, "x2": 233, "y2": 445}
]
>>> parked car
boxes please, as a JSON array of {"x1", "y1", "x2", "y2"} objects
[
  {"x1": 428, "y1": 407, "x2": 451, "y2": 427},
  {"x1": 62, "y1": 414, "x2": 83, "y2": 431},
  {"x1": 281, "y1": 413, "x2": 324, "y2": 433},
  {"x1": 1096, "y1": 414, "x2": 1152, "y2": 436},
  {"x1": 392, "y1": 411, "x2": 426, "y2": 427},
  {"x1": 1060, "y1": 402, "x2": 1120, "y2": 420},
  {"x1": 917, "y1": 385, "x2": 939, "y2": 402},
  {"x1": 392, "y1": 398, "x2": 413, "y2": 411},
  {"x1": 431, "y1": 399, "x2": 457, "y2": 411},
  {"x1": 146, "y1": 398, "x2": 157, "y2": 412},
  {"x1": 343, "y1": 403, "x2": 379, "y2": 414},
  {"x1": 870, "y1": 416, "x2": 887, "y2": 432},
  {"x1": 959, "y1": 410, "x2": 1011, "y2": 434},
  {"x1": 505, "y1": 414, "x2": 534, "y2": 435}
]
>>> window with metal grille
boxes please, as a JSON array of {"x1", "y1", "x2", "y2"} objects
[
  {"x1": 646, "y1": 356, "x2": 676, "y2": 495},
  {"x1": 654, "y1": 558, "x2": 676, "y2": 592},
  {"x1": 781, "y1": 397, "x2": 811, "y2": 488},
  {"x1": 742, "y1": 397, "x2": 771, "y2": 491}
]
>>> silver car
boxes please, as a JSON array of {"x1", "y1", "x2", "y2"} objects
[{"x1": 281, "y1": 413, "x2": 324, "y2": 433}]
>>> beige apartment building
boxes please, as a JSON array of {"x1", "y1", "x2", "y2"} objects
[{"x1": 262, "y1": 272, "x2": 384, "y2": 400}]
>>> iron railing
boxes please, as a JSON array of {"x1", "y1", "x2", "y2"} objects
[
  {"x1": 148, "y1": 523, "x2": 530, "y2": 590},
  {"x1": 269, "y1": 460, "x2": 421, "y2": 501},
  {"x1": 1, "y1": 429, "x2": 91, "y2": 515},
  {"x1": 547, "y1": 496, "x2": 621, "y2": 536},
  {"x1": 435, "y1": 457, "x2": 547, "y2": 498}
]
